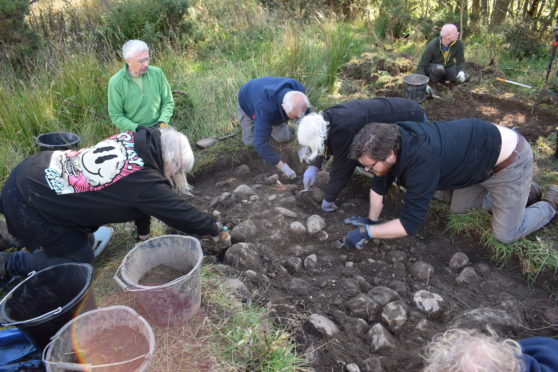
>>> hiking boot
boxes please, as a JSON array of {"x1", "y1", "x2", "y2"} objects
[
  {"x1": 527, "y1": 182, "x2": 542, "y2": 206},
  {"x1": 542, "y1": 186, "x2": 558, "y2": 211}
]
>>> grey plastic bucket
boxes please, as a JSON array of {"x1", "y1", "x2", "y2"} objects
[
  {"x1": 35, "y1": 132, "x2": 80, "y2": 151},
  {"x1": 402, "y1": 74, "x2": 430, "y2": 103},
  {"x1": 113, "y1": 235, "x2": 203, "y2": 326},
  {"x1": 43, "y1": 305, "x2": 155, "y2": 372}
]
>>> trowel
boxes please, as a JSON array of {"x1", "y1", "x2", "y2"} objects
[{"x1": 195, "y1": 133, "x2": 236, "y2": 149}]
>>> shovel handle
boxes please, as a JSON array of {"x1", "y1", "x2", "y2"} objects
[{"x1": 218, "y1": 133, "x2": 236, "y2": 140}]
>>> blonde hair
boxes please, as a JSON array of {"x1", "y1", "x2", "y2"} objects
[
  {"x1": 423, "y1": 329, "x2": 524, "y2": 372},
  {"x1": 297, "y1": 113, "x2": 329, "y2": 162},
  {"x1": 159, "y1": 126, "x2": 195, "y2": 195}
]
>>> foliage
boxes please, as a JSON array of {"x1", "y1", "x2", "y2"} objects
[
  {"x1": 374, "y1": 0, "x2": 414, "y2": 38},
  {"x1": 0, "y1": 0, "x2": 40, "y2": 68},
  {"x1": 100, "y1": 0, "x2": 192, "y2": 48},
  {"x1": 503, "y1": 22, "x2": 547, "y2": 60}
]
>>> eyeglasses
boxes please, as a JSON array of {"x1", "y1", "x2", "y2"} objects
[
  {"x1": 360, "y1": 158, "x2": 379, "y2": 171},
  {"x1": 137, "y1": 57, "x2": 150, "y2": 64}
]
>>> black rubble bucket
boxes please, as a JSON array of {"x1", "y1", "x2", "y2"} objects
[
  {"x1": 0, "y1": 263, "x2": 96, "y2": 350},
  {"x1": 402, "y1": 74, "x2": 430, "y2": 103},
  {"x1": 35, "y1": 132, "x2": 80, "y2": 151}
]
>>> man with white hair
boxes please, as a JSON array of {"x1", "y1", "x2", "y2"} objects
[
  {"x1": 108, "y1": 39, "x2": 174, "y2": 132},
  {"x1": 297, "y1": 98, "x2": 425, "y2": 212},
  {"x1": 238, "y1": 76, "x2": 310, "y2": 179},
  {"x1": 416, "y1": 24, "x2": 467, "y2": 93},
  {"x1": 0, "y1": 127, "x2": 226, "y2": 286}
]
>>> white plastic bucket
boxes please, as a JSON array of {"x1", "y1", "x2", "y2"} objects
[
  {"x1": 113, "y1": 235, "x2": 203, "y2": 326},
  {"x1": 43, "y1": 305, "x2": 155, "y2": 372}
]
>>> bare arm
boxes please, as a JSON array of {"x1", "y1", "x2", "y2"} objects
[
  {"x1": 367, "y1": 219, "x2": 408, "y2": 239},
  {"x1": 368, "y1": 189, "x2": 384, "y2": 221}
]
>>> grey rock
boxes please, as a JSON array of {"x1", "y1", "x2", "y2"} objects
[
  {"x1": 306, "y1": 215, "x2": 326, "y2": 235},
  {"x1": 234, "y1": 164, "x2": 251, "y2": 178},
  {"x1": 346, "y1": 261, "x2": 354, "y2": 268},
  {"x1": 304, "y1": 254, "x2": 318, "y2": 269},
  {"x1": 345, "y1": 363, "x2": 361, "y2": 372},
  {"x1": 226, "y1": 278, "x2": 250, "y2": 299},
  {"x1": 308, "y1": 314, "x2": 340, "y2": 338},
  {"x1": 432, "y1": 190, "x2": 452, "y2": 203},
  {"x1": 392, "y1": 262, "x2": 407, "y2": 277},
  {"x1": 224, "y1": 242, "x2": 261, "y2": 270},
  {"x1": 242, "y1": 270, "x2": 258, "y2": 280},
  {"x1": 450, "y1": 307, "x2": 523, "y2": 333},
  {"x1": 289, "y1": 244, "x2": 307, "y2": 256},
  {"x1": 367, "y1": 323, "x2": 397, "y2": 352},
  {"x1": 287, "y1": 278, "x2": 313, "y2": 295},
  {"x1": 289, "y1": 221, "x2": 307, "y2": 236},
  {"x1": 386, "y1": 250, "x2": 407, "y2": 263},
  {"x1": 456, "y1": 267, "x2": 479, "y2": 285},
  {"x1": 233, "y1": 184, "x2": 255, "y2": 198},
  {"x1": 212, "y1": 210, "x2": 221, "y2": 219},
  {"x1": 230, "y1": 220, "x2": 258, "y2": 242},
  {"x1": 410, "y1": 261, "x2": 434, "y2": 281},
  {"x1": 308, "y1": 188, "x2": 325, "y2": 202},
  {"x1": 388, "y1": 280, "x2": 408, "y2": 295},
  {"x1": 341, "y1": 278, "x2": 361, "y2": 296},
  {"x1": 413, "y1": 290, "x2": 444, "y2": 314},
  {"x1": 475, "y1": 262, "x2": 491, "y2": 274},
  {"x1": 273, "y1": 207, "x2": 298, "y2": 218},
  {"x1": 264, "y1": 174, "x2": 279, "y2": 185},
  {"x1": 367, "y1": 286, "x2": 400, "y2": 306},
  {"x1": 283, "y1": 257, "x2": 303, "y2": 274},
  {"x1": 449, "y1": 252, "x2": 470, "y2": 270},
  {"x1": 315, "y1": 230, "x2": 329, "y2": 241},
  {"x1": 381, "y1": 301, "x2": 407, "y2": 331},
  {"x1": 345, "y1": 317, "x2": 369, "y2": 336},
  {"x1": 361, "y1": 357, "x2": 383, "y2": 372},
  {"x1": 355, "y1": 276, "x2": 373, "y2": 292},
  {"x1": 278, "y1": 195, "x2": 297, "y2": 207},
  {"x1": 346, "y1": 294, "x2": 381, "y2": 322}
]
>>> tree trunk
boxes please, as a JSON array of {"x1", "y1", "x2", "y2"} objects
[
  {"x1": 490, "y1": 0, "x2": 511, "y2": 30},
  {"x1": 471, "y1": 0, "x2": 480, "y2": 28},
  {"x1": 480, "y1": 0, "x2": 489, "y2": 24},
  {"x1": 537, "y1": 1, "x2": 558, "y2": 37}
]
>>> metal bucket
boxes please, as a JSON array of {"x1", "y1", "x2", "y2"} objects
[
  {"x1": 43, "y1": 305, "x2": 155, "y2": 372},
  {"x1": 402, "y1": 74, "x2": 430, "y2": 103},
  {"x1": 113, "y1": 235, "x2": 203, "y2": 326}
]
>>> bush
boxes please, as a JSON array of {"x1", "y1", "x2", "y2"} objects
[
  {"x1": 504, "y1": 23, "x2": 546, "y2": 60},
  {"x1": 0, "y1": 0, "x2": 41, "y2": 68},
  {"x1": 100, "y1": 0, "x2": 191, "y2": 48},
  {"x1": 374, "y1": 0, "x2": 413, "y2": 39}
]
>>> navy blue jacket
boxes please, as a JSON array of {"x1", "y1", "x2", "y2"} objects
[
  {"x1": 238, "y1": 77, "x2": 305, "y2": 165},
  {"x1": 319, "y1": 98, "x2": 425, "y2": 202},
  {"x1": 519, "y1": 337, "x2": 558, "y2": 372},
  {"x1": 371, "y1": 119, "x2": 501, "y2": 235}
]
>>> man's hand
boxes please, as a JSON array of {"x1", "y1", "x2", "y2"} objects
[
  {"x1": 321, "y1": 200, "x2": 338, "y2": 212},
  {"x1": 343, "y1": 226, "x2": 371, "y2": 250},
  {"x1": 303, "y1": 166, "x2": 319, "y2": 189},
  {"x1": 343, "y1": 216, "x2": 378, "y2": 227},
  {"x1": 456, "y1": 71, "x2": 465, "y2": 83},
  {"x1": 278, "y1": 162, "x2": 296, "y2": 179},
  {"x1": 425, "y1": 85, "x2": 434, "y2": 95}
]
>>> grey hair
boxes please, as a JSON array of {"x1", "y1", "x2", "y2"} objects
[
  {"x1": 283, "y1": 91, "x2": 310, "y2": 119},
  {"x1": 159, "y1": 126, "x2": 195, "y2": 195},
  {"x1": 440, "y1": 24, "x2": 458, "y2": 38},
  {"x1": 422, "y1": 329, "x2": 524, "y2": 372},
  {"x1": 122, "y1": 40, "x2": 149, "y2": 60},
  {"x1": 297, "y1": 112, "x2": 329, "y2": 162}
]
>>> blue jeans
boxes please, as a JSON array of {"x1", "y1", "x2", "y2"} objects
[
  {"x1": 450, "y1": 137, "x2": 556, "y2": 243},
  {"x1": 1, "y1": 168, "x2": 94, "y2": 278}
]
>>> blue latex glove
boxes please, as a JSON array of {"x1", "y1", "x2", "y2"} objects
[
  {"x1": 303, "y1": 166, "x2": 319, "y2": 189},
  {"x1": 343, "y1": 216, "x2": 378, "y2": 227},
  {"x1": 344, "y1": 226, "x2": 372, "y2": 250},
  {"x1": 321, "y1": 200, "x2": 338, "y2": 212}
]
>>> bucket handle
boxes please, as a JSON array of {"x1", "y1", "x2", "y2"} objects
[
  {"x1": 0, "y1": 271, "x2": 62, "y2": 326},
  {"x1": 43, "y1": 336, "x2": 152, "y2": 370}
]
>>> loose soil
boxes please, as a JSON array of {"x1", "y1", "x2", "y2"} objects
[
  {"x1": 184, "y1": 91, "x2": 558, "y2": 371},
  {"x1": 139, "y1": 265, "x2": 188, "y2": 286}
]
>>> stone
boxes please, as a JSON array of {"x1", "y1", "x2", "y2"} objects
[
  {"x1": 283, "y1": 257, "x2": 303, "y2": 274},
  {"x1": 367, "y1": 323, "x2": 397, "y2": 352},
  {"x1": 287, "y1": 278, "x2": 313, "y2": 296},
  {"x1": 413, "y1": 290, "x2": 444, "y2": 314},
  {"x1": 345, "y1": 363, "x2": 361, "y2": 372},
  {"x1": 341, "y1": 278, "x2": 361, "y2": 296},
  {"x1": 355, "y1": 276, "x2": 373, "y2": 292},
  {"x1": 456, "y1": 267, "x2": 479, "y2": 285},
  {"x1": 315, "y1": 230, "x2": 329, "y2": 241},
  {"x1": 232, "y1": 184, "x2": 254, "y2": 198},
  {"x1": 388, "y1": 280, "x2": 408, "y2": 295},
  {"x1": 243, "y1": 270, "x2": 258, "y2": 280},
  {"x1": 475, "y1": 262, "x2": 491, "y2": 274},
  {"x1": 226, "y1": 278, "x2": 250, "y2": 299},
  {"x1": 381, "y1": 301, "x2": 407, "y2": 331},
  {"x1": 386, "y1": 250, "x2": 406, "y2": 263},
  {"x1": 234, "y1": 164, "x2": 251, "y2": 178},
  {"x1": 289, "y1": 221, "x2": 307, "y2": 236},
  {"x1": 212, "y1": 210, "x2": 221, "y2": 219},
  {"x1": 306, "y1": 215, "x2": 326, "y2": 235},
  {"x1": 316, "y1": 171, "x2": 330, "y2": 189},
  {"x1": 450, "y1": 307, "x2": 522, "y2": 334},
  {"x1": 263, "y1": 174, "x2": 279, "y2": 185},
  {"x1": 278, "y1": 196, "x2": 297, "y2": 207},
  {"x1": 367, "y1": 286, "x2": 400, "y2": 306},
  {"x1": 346, "y1": 294, "x2": 381, "y2": 322},
  {"x1": 361, "y1": 357, "x2": 383, "y2": 372},
  {"x1": 449, "y1": 252, "x2": 470, "y2": 270},
  {"x1": 308, "y1": 314, "x2": 340, "y2": 338},
  {"x1": 308, "y1": 188, "x2": 325, "y2": 203},
  {"x1": 230, "y1": 220, "x2": 258, "y2": 242},
  {"x1": 415, "y1": 319, "x2": 432, "y2": 332},
  {"x1": 224, "y1": 242, "x2": 261, "y2": 270},
  {"x1": 392, "y1": 262, "x2": 406, "y2": 277},
  {"x1": 274, "y1": 207, "x2": 297, "y2": 218},
  {"x1": 410, "y1": 261, "x2": 434, "y2": 281},
  {"x1": 304, "y1": 254, "x2": 318, "y2": 269},
  {"x1": 345, "y1": 317, "x2": 369, "y2": 336}
]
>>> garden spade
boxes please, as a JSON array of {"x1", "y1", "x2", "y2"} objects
[{"x1": 195, "y1": 133, "x2": 236, "y2": 149}]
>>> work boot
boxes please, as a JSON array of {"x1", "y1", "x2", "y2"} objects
[
  {"x1": 541, "y1": 186, "x2": 558, "y2": 211},
  {"x1": 527, "y1": 182, "x2": 542, "y2": 206}
]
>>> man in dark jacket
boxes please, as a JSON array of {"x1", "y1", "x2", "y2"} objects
[
  {"x1": 416, "y1": 24, "x2": 467, "y2": 92},
  {"x1": 297, "y1": 98, "x2": 426, "y2": 212},
  {"x1": 238, "y1": 76, "x2": 310, "y2": 179},
  {"x1": 0, "y1": 127, "x2": 224, "y2": 283},
  {"x1": 343, "y1": 119, "x2": 558, "y2": 248}
]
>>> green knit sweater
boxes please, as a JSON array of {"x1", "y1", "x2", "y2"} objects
[
  {"x1": 416, "y1": 37, "x2": 465, "y2": 76},
  {"x1": 108, "y1": 65, "x2": 174, "y2": 132}
]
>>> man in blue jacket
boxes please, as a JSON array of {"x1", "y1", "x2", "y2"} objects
[
  {"x1": 342, "y1": 119, "x2": 557, "y2": 248},
  {"x1": 238, "y1": 77, "x2": 310, "y2": 179}
]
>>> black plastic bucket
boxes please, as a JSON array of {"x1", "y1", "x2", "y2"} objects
[
  {"x1": 35, "y1": 132, "x2": 80, "y2": 151},
  {"x1": 402, "y1": 74, "x2": 430, "y2": 103},
  {"x1": 0, "y1": 263, "x2": 96, "y2": 350}
]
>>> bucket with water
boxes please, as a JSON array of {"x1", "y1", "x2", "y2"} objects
[
  {"x1": 113, "y1": 235, "x2": 203, "y2": 326},
  {"x1": 402, "y1": 74, "x2": 430, "y2": 103},
  {"x1": 43, "y1": 305, "x2": 155, "y2": 372},
  {"x1": 35, "y1": 132, "x2": 80, "y2": 151},
  {"x1": 0, "y1": 263, "x2": 95, "y2": 349}
]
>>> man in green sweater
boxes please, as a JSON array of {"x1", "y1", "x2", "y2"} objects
[
  {"x1": 416, "y1": 24, "x2": 467, "y2": 93},
  {"x1": 108, "y1": 40, "x2": 174, "y2": 132}
]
